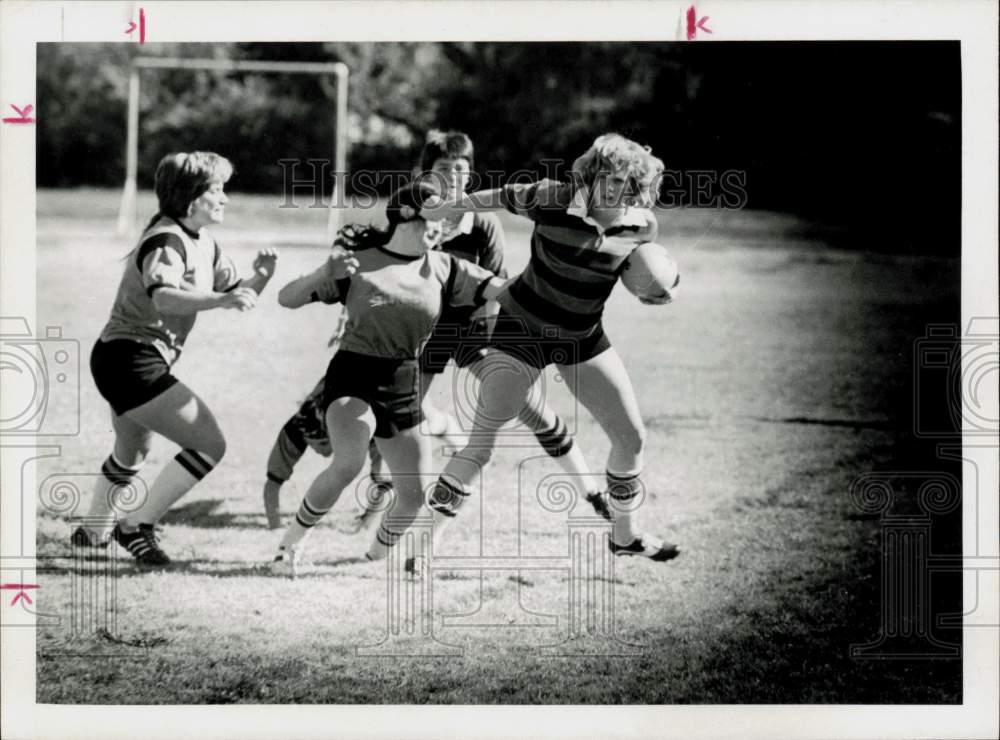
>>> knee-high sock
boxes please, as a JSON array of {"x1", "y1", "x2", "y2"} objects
[
  {"x1": 534, "y1": 416, "x2": 597, "y2": 499},
  {"x1": 123, "y1": 449, "x2": 218, "y2": 528},
  {"x1": 366, "y1": 485, "x2": 426, "y2": 561},
  {"x1": 86, "y1": 454, "x2": 142, "y2": 537},
  {"x1": 606, "y1": 470, "x2": 644, "y2": 544},
  {"x1": 279, "y1": 495, "x2": 332, "y2": 549},
  {"x1": 422, "y1": 476, "x2": 472, "y2": 554}
]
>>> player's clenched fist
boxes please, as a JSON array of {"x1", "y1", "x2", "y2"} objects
[
  {"x1": 253, "y1": 248, "x2": 279, "y2": 279},
  {"x1": 219, "y1": 286, "x2": 258, "y2": 311}
]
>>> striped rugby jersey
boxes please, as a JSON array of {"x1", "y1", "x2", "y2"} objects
[
  {"x1": 436, "y1": 211, "x2": 507, "y2": 327},
  {"x1": 498, "y1": 179, "x2": 658, "y2": 338},
  {"x1": 100, "y1": 215, "x2": 240, "y2": 364},
  {"x1": 317, "y1": 233, "x2": 497, "y2": 360}
]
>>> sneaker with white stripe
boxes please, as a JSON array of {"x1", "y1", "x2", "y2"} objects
[
  {"x1": 112, "y1": 523, "x2": 171, "y2": 566},
  {"x1": 609, "y1": 534, "x2": 680, "y2": 562}
]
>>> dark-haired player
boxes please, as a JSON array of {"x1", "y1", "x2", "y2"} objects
[{"x1": 260, "y1": 131, "x2": 609, "y2": 535}]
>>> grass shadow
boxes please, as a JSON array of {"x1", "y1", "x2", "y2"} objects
[{"x1": 160, "y1": 499, "x2": 271, "y2": 530}]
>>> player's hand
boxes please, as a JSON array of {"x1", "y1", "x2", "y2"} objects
[
  {"x1": 218, "y1": 287, "x2": 258, "y2": 312},
  {"x1": 325, "y1": 249, "x2": 360, "y2": 280},
  {"x1": 253, "y1": 248, "x2": 279, "y2": 279}
]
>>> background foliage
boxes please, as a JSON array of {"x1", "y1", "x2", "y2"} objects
[{"x1": 37, "y1": 42, "x2": 959, "y2": 253}]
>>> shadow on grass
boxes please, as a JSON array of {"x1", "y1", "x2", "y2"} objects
[
  {"x1": 107, "y1": 555, "x2": 378, "y2": 580},
  {"x1": 160, "y1": 499, "x2": 271, "y2": 529}
]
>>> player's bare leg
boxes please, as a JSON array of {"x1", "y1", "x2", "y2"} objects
[
  {"x1": 556, "y1": 348, "x2": 679, "y2": 561},
  {"x1": 425, "y1": 350, "x2": 540, "y2": 556},
  {"x1": 339, "y1": 440, "x2": 395, "y2": 534},
  {"x1": 113, "y1": 381, "x2": 229, "y2": 566},
  {"x1": 510, "y1": 374, "x2": 611, "y2": 521},
  {"x1": 72, "y1": 410, "x2": 153, "y2": 548},
  {"x1": 417, "y1": 370, "x2": 466, "y2": 451},
  {"x1": 271, "y1": 397, "x2": 375, "y2": 576},
  {"x1": 366, "y1": 427, "x2": 434, "y2": 563}
]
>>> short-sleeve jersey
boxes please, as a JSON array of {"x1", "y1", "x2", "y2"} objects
[
  {"x1": 436, "y1": 211, "x2": 507, "y2": 328},
  {"x1": 100, "y1": 215, "x2": 239, "y2": 364},
  {"x1": 329, "y1": 236, "x2": 497, "y2": 360},
  {"x1": 499, "y1": 179, "x2": 658, "y2": 338}
]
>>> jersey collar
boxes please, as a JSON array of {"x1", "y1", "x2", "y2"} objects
[
  {"x1": 567, "y1": 186, "x2": 647, "y2": 234},
  {"x1": 440, "y1": 212, "x2": 474, "y2": 244},
  {"x1": 167, "y1": 215, "x2": 203, "y2": 240}
]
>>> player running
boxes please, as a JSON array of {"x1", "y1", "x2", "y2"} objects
[
  {"x1": 269, "y1": 181, "x2": 509, "y2": 576},
  {"x1": 261, "y1": 130, "x2": 610, "y2": 533},
  {"x1": 418, "y1": 133, "x2": 680, "y2": 568},
  {"x1": 74, "y1": 151, "x2": 279, "y2": 565}
]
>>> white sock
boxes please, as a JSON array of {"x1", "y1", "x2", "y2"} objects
[
  {"x1": 606, "y1": 470, "x2": 643, "y2": 544},
  {"x1": 123, "y1": 449, "x2": 217, "y2": 529},
  {"x1": 87, "y1": 454, "x2": 142, "y2": 538},
  {"x1": 279, "y1": 495, "x2": 330, "y2": 549}
]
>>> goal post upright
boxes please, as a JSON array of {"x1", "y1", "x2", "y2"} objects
[{"x1": 117, "y1": 57, "x2": 349, "y2": 238}]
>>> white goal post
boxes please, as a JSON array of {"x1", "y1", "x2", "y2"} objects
[{"x1": 117, "y1": 57, "x2": 349, "y2": 239}]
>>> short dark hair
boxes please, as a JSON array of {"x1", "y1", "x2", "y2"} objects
[
  {"x1": 419, "y1": 129, "x2": 474, "y2": 172},
  {"x1": 154, "y1": 151, "x2": 233, "y2": 220}
]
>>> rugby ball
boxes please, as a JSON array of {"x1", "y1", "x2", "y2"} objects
[{"x1": 620, "y1": 242, "x2": 680, "y2": 302}]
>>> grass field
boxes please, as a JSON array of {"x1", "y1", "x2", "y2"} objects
[{"x1": 31, "y1": 187, "x2": 962, "y2": 704}]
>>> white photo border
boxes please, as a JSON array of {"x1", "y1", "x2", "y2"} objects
[{"x1": 2, "y1": 2, "x2": 997, "y2": 739}]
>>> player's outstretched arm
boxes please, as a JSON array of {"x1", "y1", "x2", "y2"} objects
[
  {"x1": 278, "y1": 251, "x2": 358, "y2": 309},
  {"x1": 421, "y1": 189, "x2": 505, "y2": 222},
  {"x1": 151, "y1": 286, "x2": 258, "y2": 315}
]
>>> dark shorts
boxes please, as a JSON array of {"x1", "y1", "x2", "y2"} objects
[
  {"x1": 90, "y1": 339, "x2": 179, "y2": 416},
  {"x1": 419, "y1": 317, "x2": 491, "y2": 375},
  {"x1": 322, "y1": 350, "x2": 423, "y2": 439},
  {"x1": 283, "y1": 378, "x2": 333, "y2": 457},
  {"x1": 487, "y1": 310, "x2": 612, "y2": 369}
]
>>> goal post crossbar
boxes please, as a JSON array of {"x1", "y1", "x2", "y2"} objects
[{"x1": 117, "y1": 57, "x2": 349, "y2": 239}]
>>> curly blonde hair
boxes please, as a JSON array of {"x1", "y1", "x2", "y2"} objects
[{"x1": 570, "y1": 134, "x2": 664, "y2": 208}]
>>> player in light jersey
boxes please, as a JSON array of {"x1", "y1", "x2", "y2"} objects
[
  {"x1": 419, "y1": 133, "x2": 680, "y2": 566},
  {"x1": 260, "y1": 131, "x2": 610, "y2": 533},
  {"x1": 76, "y1": 151, "x2": 279, "y2": 566},
  {"x1": 269, "y1": 181, "x2": 510, "y2": 576}
]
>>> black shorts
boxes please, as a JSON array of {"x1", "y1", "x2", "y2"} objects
[
  {"x1": 322, "y1": 350, "x2": 423, "y2": 438},
  {"x1": 90, "y1": 339, "x2": 179, "y2": 416},
  {"x1": 419, "y1": 317, "x2": 491, "y2": 375},
  {"x1": 487, "y1": 310, "x2": 612, "y2": 369}
]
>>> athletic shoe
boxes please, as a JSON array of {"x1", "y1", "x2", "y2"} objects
[
  {"x1": 70, "y1": 526, "x2": 110, "y2": 549},
  {"x1": 112, "y1": 523, "x2": 171, "y2": 566},
  {"x1": 585, "y1": 491, "x2": 613, "y2": 521},
  {"x1": 404, "y1": 556, "x2": 426, "y2": 579},
  {"x1": 270, "y1": 545, "x2": 303, "y2": 578},
  {"x1": 609, "y1": 534, "x2": 680, "y2": 562}
]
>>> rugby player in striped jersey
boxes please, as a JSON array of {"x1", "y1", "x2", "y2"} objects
[
  {"x1": 260, "y1": 131, "x2": 610, "y2": 533},
  {"x1": 75, "y1": 152, "x2": 279, "y2": 565},
  {"x1": 419, "y1": 134, "x2": 680, "y2": 567}
]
